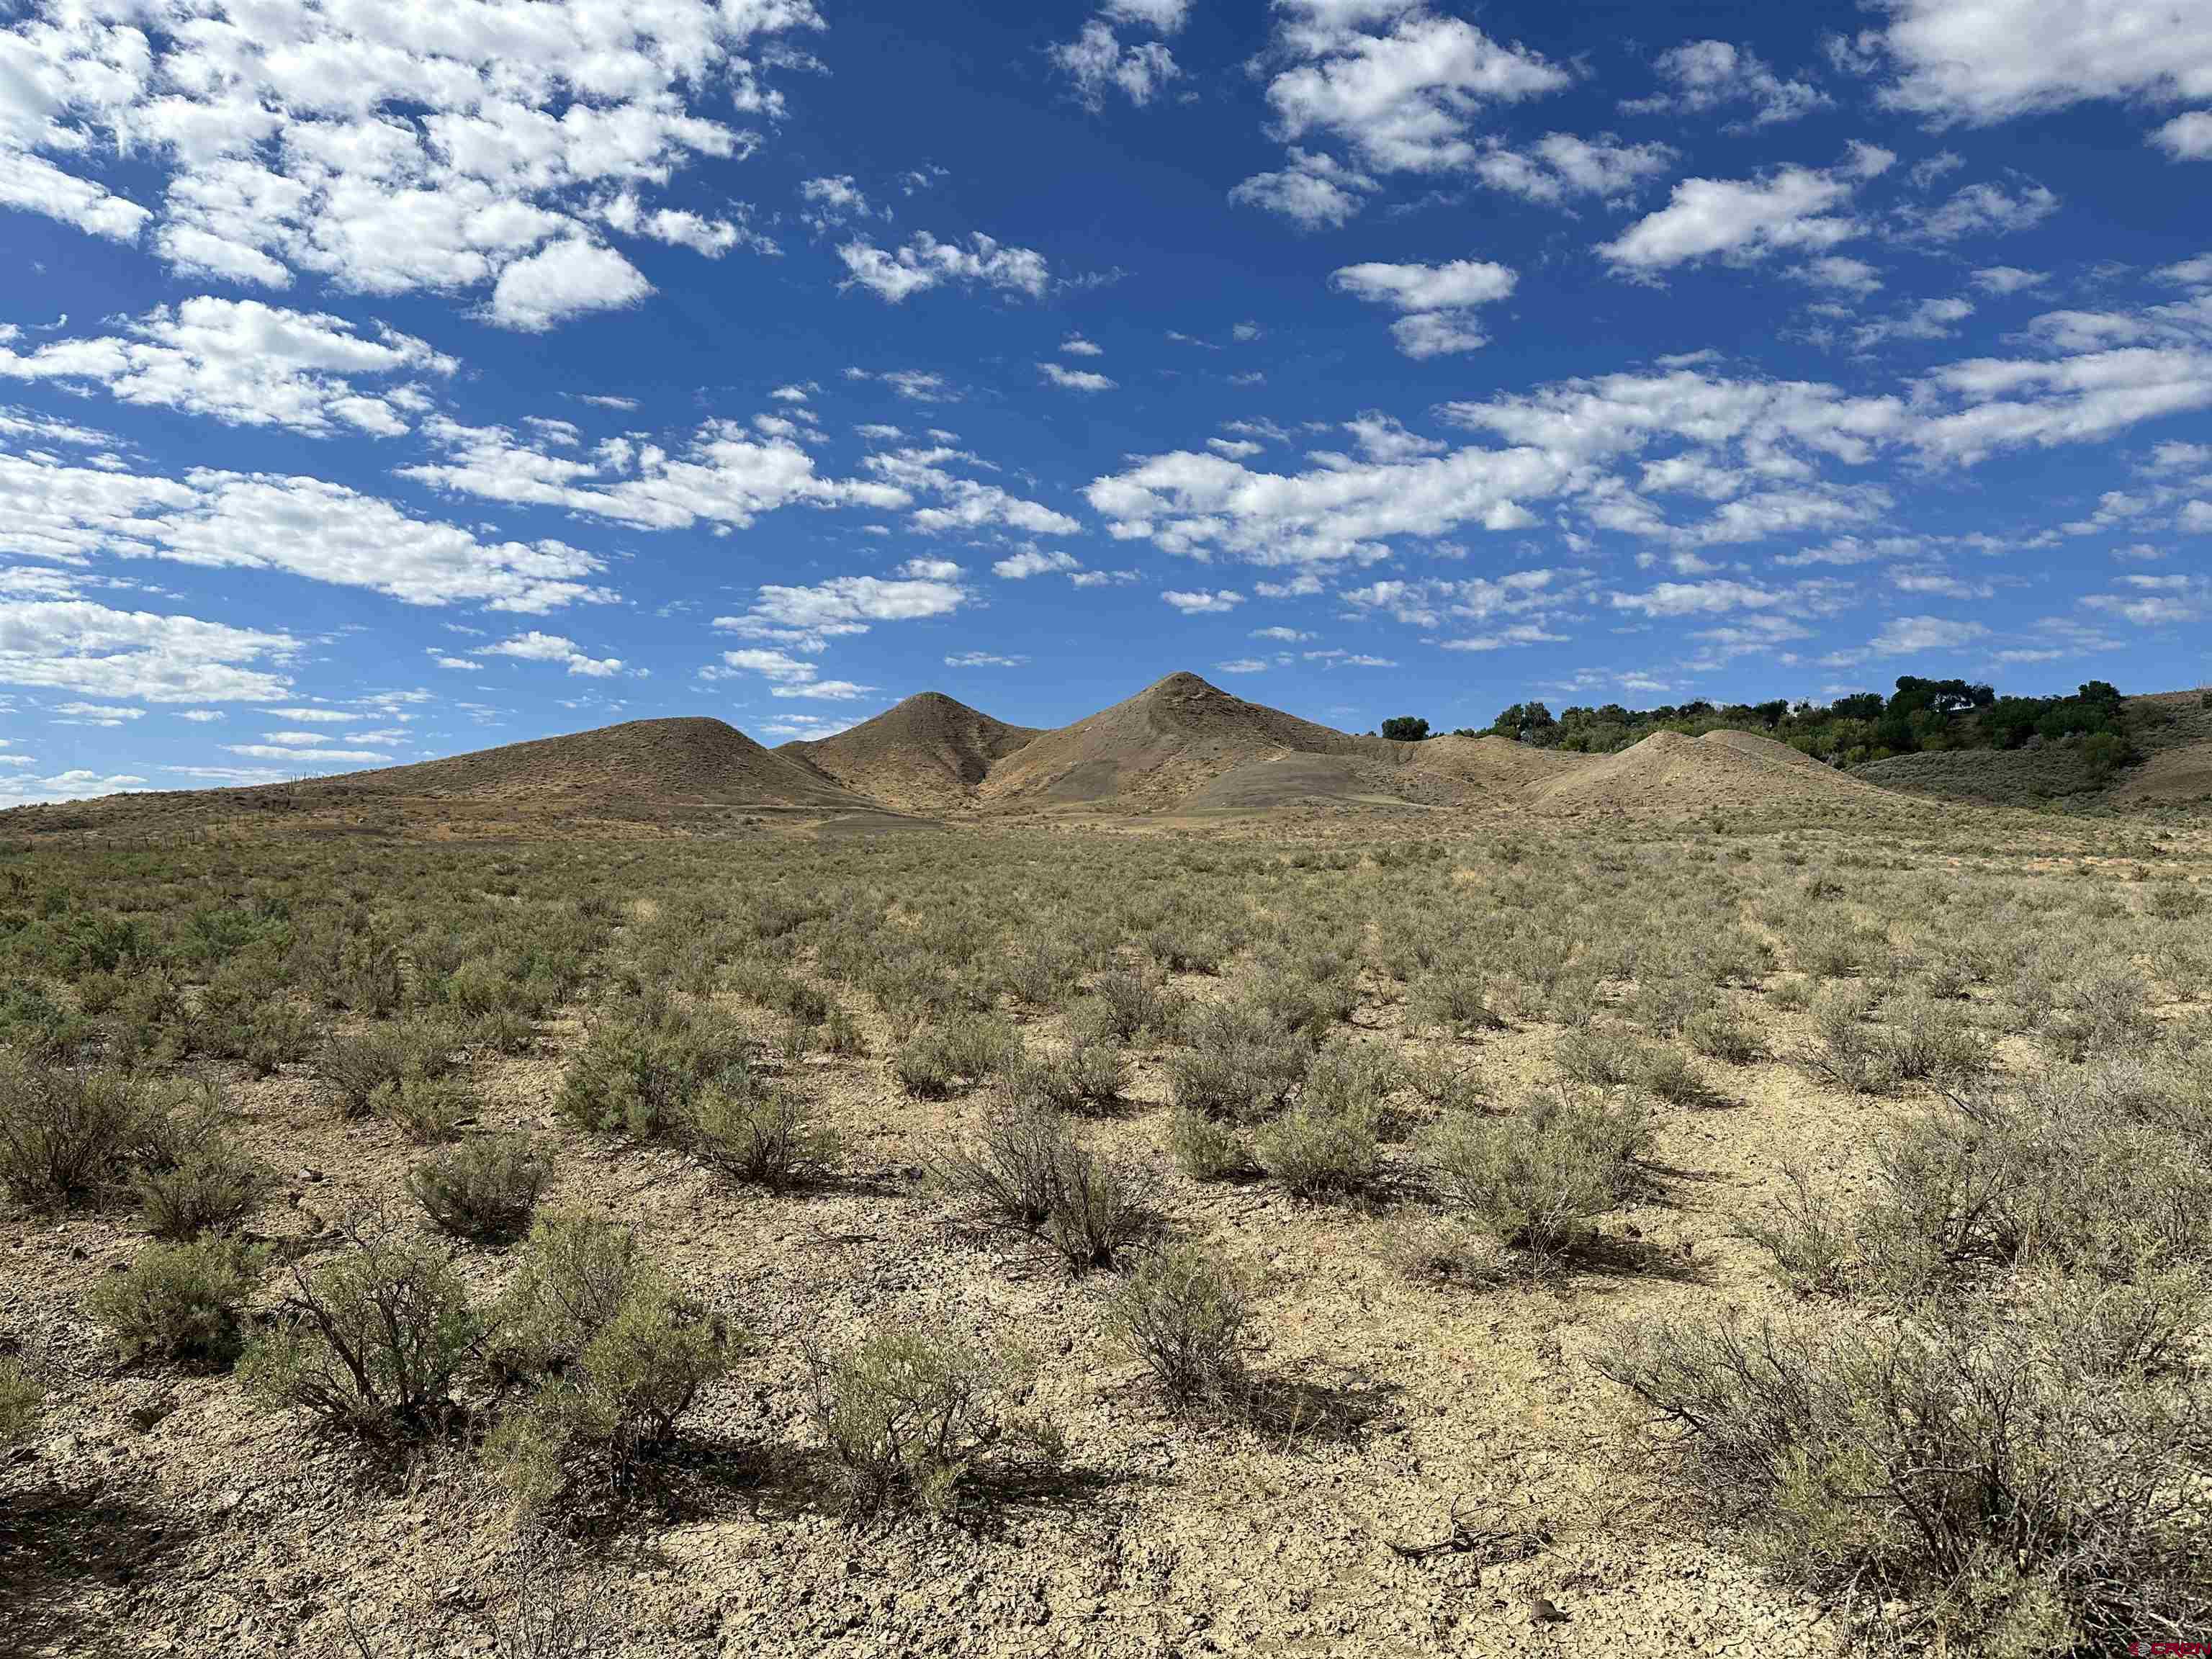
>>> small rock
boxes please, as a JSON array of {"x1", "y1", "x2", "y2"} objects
[{"x1": 297, "y1": 1166, "x2": 325, "y2": 1183}]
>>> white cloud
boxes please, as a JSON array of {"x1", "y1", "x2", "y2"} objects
[
  {"x1": 1051, "y1": 20, "x2": 1182, "y2": 109},
  {"x1": 0, "y1": 599, "x2": 297, "y2": 702},
  {"x1": 1103, "y1": 0, "x2": 1190, "y2": 29},
  {"x1": 0, "y1": 1, "x2": 821, "y2": 318},
  {"x1": 1161, "y1": 589, "x2": 1244, "y2": 613},
  {"x1": 1472, "y1": 133, "x2": 1676, "y2": 206},
  {"x1": 714, "y1": 568, "x2": 970, "y2": 649},
  {"x1": 1899, "y1": 181, "x2": 2059, "y2": 241},
  {"x1": 1624, "y1": 40, "x2": 1830, "y2": 125},
  {"x1": 261, "y1": 708, "x2": 358, "y2": 723},
  {"x1": 1038, "y1": 361, "x2": 1117, "y2": 392},
  {"x1": 945, "y1": 649, "x2": 1027, "y2": 667},
  {"x1": 487, "y1": 238, "x2": 652, "y2": 331},
  {"x1": 1331, "y1": 258, "x2": 1516, "y2": 312},
  {"x1": 1794, "y1": 255, "x2": 1884, "y2": 297},
  {"x1": 993, "y1": 549, "x2": 1081, "y2": 579},
  {"x1": 1601, "y1": 158, "x2": 1881, "y2": 274},
  {"x1": 1062, "y1": 336, "x2": 1105, "y2": 356},
  {"x1": 1872, "y1": 0, "x2": 2212, "y2": 125},
  {"x1": 482, "y1": 631, "x2": 623, "y2": 676},
  {"x1": 1332, "y1": 258, "x2": 1515, "y2": 359},
  {"x1": 2155, "y1": 111, "x2": 2212, "y2": 158},
  {"x1": 1229, "y1": 148, "x2": 1375, "y2": 228},
  {"x1": 706, "y1": 644, "x2": 873, "y2": 699},
  {"x1": 1972, "y1": 265, "x2": 2048, "y2": 295},
  {"x1": 225, "y1": 744, "x2": 393, "y2": 764},
  {"x1": 53, "y1": 701, "x2": 142, "y2": 725},
  {"x1": 402, "y1": 415, "x2": 907, "y2": 535},
  {"x1": 1868, "y1": 615, "x2": 1989, "y2": 653},
  {"x1": 0, "y1": 297, "x2": 454, "y2": 436},
  {"x1": 837, "y1": 233, "x2": 1051, "y2": 302},
  {"x1": 799, "y1": 175, "x2": 873, "y2": 230},
  {"x1": 0, "y1": 768, "x2": 148, "y2": 805},
  {"x1": 858, "y1": 446, "x2": 1081, "y2": 536},
  {"x1": 1260, "y1": 2, "x2": 1570, "y2": 175},
  {"x1": 2, "y1": 449, "x2": 612, "y2": 611},
  {"x1": 1215, "y1": 657, "x2": 1269, "y2": 673}
]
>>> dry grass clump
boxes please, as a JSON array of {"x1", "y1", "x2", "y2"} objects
[
  {"x1": 0, "y1": 1357, "x2": 38, "y2": 1449},
  {"x1": 557, "y1": 996, "x2": 752, "y2": 1138},
  {"x1": 894, "y1": 1012, "x2": 1021, "y2": 1099},
  {"x1": 801, "y1": 1321, "x2": 1064, "y2": 1516}
]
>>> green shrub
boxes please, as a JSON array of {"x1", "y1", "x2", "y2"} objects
[
  {"x1": 801, "y1": 1321, "x2": 1062, "y2": 1516},
  {"x1": 894, "y1": 1014, "x2": 1018, "y2": 1099},
  {"x1": 0, "y1": 1357, "x2": 38, "y2": 1449},
  {"x1": 489, "y1": 1212, "x2": 646, "y2": 1380},
  {"x1": 1253, "y1": 1098, "x2": 1380, "y2": 1197},
  {"x1": 240, "y1": 1220, "x2": 483, "y2": 1438},
  {"x1": 379, "y1": 1074, "x2": 475, "y2": 1144},
  {"x1": 1088, "y1": 969, "x2": 1181, "y2": 1043},
  {"x1": 485, "y1": 1284, "x2": 734, "y2": 1519},
  {"x1": 408, "y1": 1136, "x2": 549, "y2": 1244},
  {"x1": 1168, "y1": 1003, "x2": 1308, "y2": 1125},
  {"x1": 90, "y1": 1237, "x2": 264, "y2": 1369},
  {"x1": 1686, "y1": 1003, "x2": 1763, "y2": 1065},
  {"x1": 1107, "y1": 1243, "x2": 1253, "y2": 1410},
  {"x1": 557, "y1": 1005, "x2": 750, "y2": 1138},
  {"x1": 817, "y1": 1004, "x2": 866, "y2": 1057},
  {"x1": 132, "y1": 1128, "x2": 266, "y2": 1239},
  {"x1": 1553, "y1": 1025, "x2": 1641, "y2": 1087},
  {"x1": 1424, "y1": 1088, "x2": 1651, "y2": 1256},
  {"x1": 1636, "y1": 1044, "x2": 1709, "y2": 1107},
  {"x1": 0, "y1": 1056, "x2": 152, "y2": 1204},
  {"x1": 685, "y1": 1081, "x2": 839, "y2": 1192},
  {"x1": 315, "y1": 1023, "x2": 452, "y2": 1119},
  {"x1": 1167, "y1": 1105, "x2": 1252, "y2": 1181}
]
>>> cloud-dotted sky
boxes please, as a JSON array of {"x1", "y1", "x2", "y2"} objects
[{"x1": 1, "y1": 0, "x2": 2208, "y2": 798}]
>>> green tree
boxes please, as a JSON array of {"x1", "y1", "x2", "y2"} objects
[{"x1": 1380, "y1": 716, "x2": 1431, "y2": 742}]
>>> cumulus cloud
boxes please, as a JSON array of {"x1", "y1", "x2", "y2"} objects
[
  {"x1": 487, "y1": 238, "x2": 653, "y2": 331},
  {"x1": 714, "y1": 562, "x2": 970, "y2": 651},
  {"x1": 0, "y1": 297, "x2": 454, "y2": 436},
  {"x1": 2156, "y1": 111, "x2": 2212, "y2": 158},
  {"x1": 993, "y1": 549, "x2": 1082, "y2": 579},
  {"x1": 1161, "y1": 589, "x2": 1244, "y2": 613},
  {"x1": 0, "y1": 599, "x2": 297, "y2": 702},
  {"x1": 1869, "y1": 0, "x2": 2212, "y2": 125},
  {"x1": 837, "y1": 233, "x2": 1051, "y2": 302},
  {"x1": 1331, "y1": 258, "x2": 1515, "y2": 357},
  {"x1": 1038, "y1": 361, "x2": 1117, "y2": 392},
  {"x1": 1472, "y1": 133, "x2": 1676, "y2": 206},
  {"x1": 1, "y1": 450, "x2": 611, "y2": 611},
  {"x1": 1051, "y1": 19, "x2": 1182, "y2": 109},
  {"x1": 1229, "y1": 149, "x2": 1375, "y2": 229},
  {"x1": 1601, "y1": 152, "x2": 1890, "y2": 274},
  {"x1": 481, "y1": 631, "x2": 624, "y2": 676},
  {"x1": 1623, "y1": 40, "x2": 1830, "y2": 125},
  {"x1": 0, "y1": 0, "x2": 819, "y2": 318}
]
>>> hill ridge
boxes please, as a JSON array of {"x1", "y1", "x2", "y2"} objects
[{"x1": 777, "y1": 692, "x2": 1043, "y2": 813}]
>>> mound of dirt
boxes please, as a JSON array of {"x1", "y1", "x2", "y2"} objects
[
  {"x1": 979, "y1": 671, "x2": 1370, "y2": 811},
  {"x1": 326, "y1": 717, "x2": 871, "y2": 810},
  {"x1": 1530, "y1": 728, "x2": 1885, "y2": 819},
  {"x1": 2112, "y1": 739, "x2": 2212, "y2": 807},
  {"x1": 1176, "y1": 752, "x2": 1444, "y2": 815},
  {"x1": 1388, "y1": 732, "x2": 1592, "y2": 796},
  {"x1": 778, "y1": 693, "x2": 1043, "y2": 813}
]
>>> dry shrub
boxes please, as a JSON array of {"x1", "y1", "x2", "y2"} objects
[
  {"x1": 1423, "y1": 1087, "x2": 1650, "y2": 1257},
  {"x1": 1105, "y1": 1242, "x2": 1253, "y2": 1410},
  {"x1": 0, "y1": 1056, "x2": 154, "y2": 1203},
  {"x1": 686, "y1": 1080, "x2": 840, "y2": 1192},
  {"x1": 91, "y1": 1237, "x2": 264, "y2": 1369},
  {"x1": 1600, "y1": 1282, "x2": 2212, "y2": 1653},
  {"x1": 801, "y1": 1321, "x2": 1062, "y2": 1516},
  {"x1": 0, "y1": 1358, "x2": 38, "y2": 1449},
  {"x1": 240, "y1": 1217, "x2": 483, "y2": 1439},
  {"x1": 933, "y1": 1098, "x2": 1159, "y2": 1269},
  {"x1": 408, "y1": 1136, "x2": 549, "y2": 1244}
]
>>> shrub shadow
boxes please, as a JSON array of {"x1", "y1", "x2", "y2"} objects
[{"x1": 0, "y1": 1480, "x2": 193, "y2": 1658}]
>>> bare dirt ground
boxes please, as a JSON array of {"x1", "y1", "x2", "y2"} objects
[{"x1": 4, "y1": 799, "x2": 2207, "y2": 1659}]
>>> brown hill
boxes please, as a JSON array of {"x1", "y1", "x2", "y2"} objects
[
  {"x1": 778, "y1": 693, "x2": 1043, "y2": 813},
  {"x1": 1529, "y1": 729, "x2": 1886, "y2": 819},
  {"x1": 1390, "y1": 732, "x2": 1591, "y2": 796},
  {"x1": 977, "y1": 672, "x2": 1372, "y2": 811},
  {"x1": 325, "y1": 717, "x2": 872, "y2": 810}
]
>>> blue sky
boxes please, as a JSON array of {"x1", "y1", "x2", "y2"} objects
[{"x1": 1, "y1": 0, "x2": 2208, "y2": 800}]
